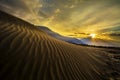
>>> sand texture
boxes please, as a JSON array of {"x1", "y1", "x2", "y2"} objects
[{"x1": 0, "y1": 10, "x2": 120, "y2": 80}]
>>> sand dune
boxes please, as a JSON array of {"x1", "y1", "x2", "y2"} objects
[{"x1": 0, "y1": 10, "x2": 120, "y2": 80}]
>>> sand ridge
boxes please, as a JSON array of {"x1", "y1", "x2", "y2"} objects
[{"x1": 0, "y1": 10, "x2": 117, "y2": 80}]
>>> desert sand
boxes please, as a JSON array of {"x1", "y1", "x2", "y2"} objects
[{"x1": 0, "y1": 10, "x2": 120, "y2": 80}]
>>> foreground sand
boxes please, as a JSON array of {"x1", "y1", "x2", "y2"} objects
[{"x1": 0, "y1": 10, "x2": 120, "y2": 80}]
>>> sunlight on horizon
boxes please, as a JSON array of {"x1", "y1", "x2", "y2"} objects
[{"x1": 89, "y1": 34, "x2": 96, "y2": 38}]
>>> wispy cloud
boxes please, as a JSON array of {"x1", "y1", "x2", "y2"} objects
[{"x1": 0, "y1": 0, "x2": 120, "y2": 36}]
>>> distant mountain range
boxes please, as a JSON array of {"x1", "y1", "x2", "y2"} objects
[{"x1": 39, "y1": 26, "x2": 83, "y2": 44}]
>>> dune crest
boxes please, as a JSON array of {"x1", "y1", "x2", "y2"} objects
[{"x1": 0, "y1": 10, "x2": 115, "y2": 80}]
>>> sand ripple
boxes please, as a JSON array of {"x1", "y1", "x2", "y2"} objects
[{"x1": 0, "y1": 10, "x2": 114, "y2": 80}]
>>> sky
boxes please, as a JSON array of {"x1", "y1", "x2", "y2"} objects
[{"x1": 0, "y1": 0, "x2": 120, "y2": 38}]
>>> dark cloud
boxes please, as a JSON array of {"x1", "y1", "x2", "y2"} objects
[{"x1": 0, "y1": 0, "x2": 29, "y2": 11}]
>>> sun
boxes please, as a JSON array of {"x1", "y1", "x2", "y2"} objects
[{"x1": 89, "y1": 34, "x2": 96, "y2": 38}]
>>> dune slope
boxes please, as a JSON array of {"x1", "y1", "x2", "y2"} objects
[{"x1": 0, "y1": 10, "x2": 117, "y2": 80}]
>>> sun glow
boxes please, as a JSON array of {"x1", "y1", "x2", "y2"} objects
[{"x1": 89, "y1": 34, "x2": 96, "y2": 38}]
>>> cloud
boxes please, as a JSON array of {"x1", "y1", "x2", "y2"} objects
[
  {"x1": 0, "y1": 0, "x2": 29, "y2": 12},
  {"x1": 99, "y1": 26, "x2": 120, "y2": 33},
  {"x1": 0, "y1": 0, "x2": 120, "y2": 36}
]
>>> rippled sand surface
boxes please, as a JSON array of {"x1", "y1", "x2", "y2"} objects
[{"x1": 0, "y1": 10, "x2": 120, "y2": 80}]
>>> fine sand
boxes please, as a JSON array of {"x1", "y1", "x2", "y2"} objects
[{"x1": 0, "y1": 10, "x2": 120, "y2": 80}]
